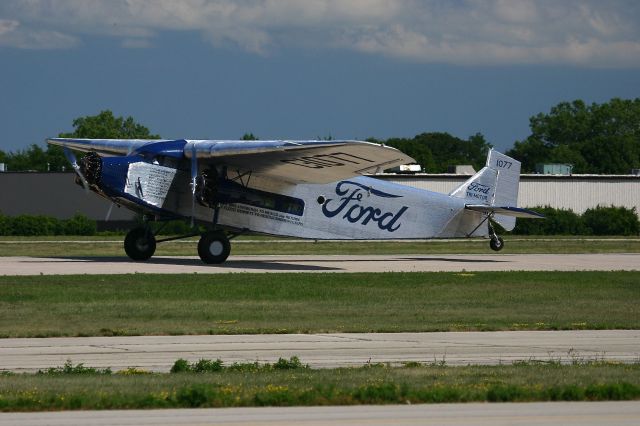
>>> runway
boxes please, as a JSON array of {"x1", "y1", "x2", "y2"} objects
[
  {"x1": 1, "y1": 402, "x2": 639, "y2": 425},
  {"x1": 1, "y1": 253, "x2": 639, "y2": 275},
  {"x1": 1, "y1": 330, "x2": 637, "y2": 373}
]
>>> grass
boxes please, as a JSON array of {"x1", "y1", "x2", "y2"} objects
[
  {"x1": 0, "y1": 271, "x2": 638, "y2": 337},
  {"x1": 0, "y1": 236, "x2": 639, "y2": 257},
  {"x1": 0, "y1": 360, "x2": 638, "y2": 410}
]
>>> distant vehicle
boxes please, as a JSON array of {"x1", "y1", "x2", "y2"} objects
[
  {"x1": 388, "y1": 164, "x2": 422, "y2": 173},
  {"x1": 47, "y1": 138, "x2": 543, "y2": 264}
]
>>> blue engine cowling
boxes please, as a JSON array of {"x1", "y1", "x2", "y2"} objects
[{"x1": 83, "y1": 140, "x2": 189, "y2": 217}]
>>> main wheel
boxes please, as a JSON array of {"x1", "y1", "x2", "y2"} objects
[
  {"x1": 198, "y1": 231, "x2": 231, "y2": 264},
  {"x1": 124, "y1": 227, "x2": 156, "y2": 261},
  {"x1": 489, "y1": 236, "x2": 504, "y2": 252}
]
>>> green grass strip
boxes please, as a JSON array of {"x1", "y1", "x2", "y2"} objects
[
  {"x1": 0, "y1": 271, "x2": 638, "y2": 337},
  {"x1": 1, "y1": 362, "x2": 639, "y2": 411}
]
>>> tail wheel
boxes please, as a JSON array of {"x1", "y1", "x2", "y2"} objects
[
  {"x1": 489, "y1": 236, "x2": 504, "y2": 252},
  {"x1": 124, "y1": 227, "x2": 156, "y2": 261},
  {"x1": 198, "y1": 231, "x2": 231, "y2": 264}
]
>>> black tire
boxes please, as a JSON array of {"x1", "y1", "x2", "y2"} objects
[
  {"x1": 489, "y1": 236, "x2": 504, "y2": 252},
  {"x1": 124, "y1": 227, "x2": 156, "y2": 261},
  {"x1": 198, "y1": 231, "x2": 231, "y2": 264}
]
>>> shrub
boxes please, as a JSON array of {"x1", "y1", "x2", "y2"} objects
[
  {"x1": 63, "y1": 213, "x2": 97, "y2": 235},
  {"x1": 37, "y1": 360, "x2": 112, "y2": 375},
  {"x1": 193, "y1": 359, "x2": 223, "y2": 373},
  {"x1": 10, "y1": 215, "x2": 62, "y2": 236},
  {"x1": 133, "y1": 215, "x2": 204, "y2": 236},
  {"x1": 0, "y1": 213, "x2": 10, "y2": 235},
  {"x1": 154, "y1": 220, "x2": 195, "y2": 235},
  {"x1": 582, "y1": 206, "x2": 640, "y2": 236},
  {"x1": 273, "y1": 356, "x2": 307, "y2": 370},
  {"x1": 175, "y1": 385, "x2": 211, "y2": 407},
  {"x1": 169, "y1": 357, "x2": 306, "y2": 374},
  {"x1": 512, "y1": 206, "x2": 589, "y2": 235},
  {"x1": 0, "y1": 213, "x2": 97, "y2": 236},
  {"x1": 170, "y1": 359, "x2": 190, "y2": 373}
]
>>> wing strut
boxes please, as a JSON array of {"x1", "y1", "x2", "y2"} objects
[{"x1": 190, "y1": 144, "x2": 198, "y2": 227}]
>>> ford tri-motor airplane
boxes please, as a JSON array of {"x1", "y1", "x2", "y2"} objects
[{"x1": 47, "y1": 138, "x2": 543, "y2": 264}]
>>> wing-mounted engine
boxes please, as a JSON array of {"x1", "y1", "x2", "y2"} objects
[
  {"x1": 194, "y1": 166, "x2": 304, "y2": 216},
  {"x1": 195, "y1": 167, "x2": 219, "y2": 209}
]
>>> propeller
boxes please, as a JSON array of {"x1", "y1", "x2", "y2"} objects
[
  {"x1": 190, "y1": 144, "x2": 198, "y2": 228},
  {"x1": 105, "y1": 202, "x2": 115, "y2": 221},
  {"x1": 63, "y1": 146, "x2": 89, "y2": 193}
]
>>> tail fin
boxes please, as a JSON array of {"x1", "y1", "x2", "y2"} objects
[{"x1": 449, "y1": 149, "x2": 523, "y2": 231}]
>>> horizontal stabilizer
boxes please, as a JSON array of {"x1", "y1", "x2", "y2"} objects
[{"x1": 465, "y1": 205, "x2": 545, "y2": 219}]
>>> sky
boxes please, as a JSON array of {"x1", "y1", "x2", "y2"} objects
[{"x1": 1, "y1": 0, "x2": 640, "y2": 153}]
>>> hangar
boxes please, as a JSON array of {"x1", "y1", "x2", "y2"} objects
[
  {"x1": 382, "y1": 173, "x2": 640, "y2": 216},
  {"x1": 1, "y1": 172, "x2": 639, "y2": 225}
]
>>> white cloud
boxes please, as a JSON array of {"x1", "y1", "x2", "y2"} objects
[
  {"x1": 0, "y1": 18, "x2": 78, "y2": 49},
  {"x1": 0, "y1": 19, "x2": 19, "y2": 36},
  {"x1": 0, "y1": 0, "x2": 639, "y2": 67}
]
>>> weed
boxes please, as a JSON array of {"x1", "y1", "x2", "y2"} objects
[
  {"x1": 273, "y1": 356, "x2": 307, "y2": 370},
  {"x1": 37, "y1": 360, "x2": 111, "y2": 376},
  {"x1": 169, "y1": 357, "x2": 306, "y2": 374},
  {"x1": 1, "y1": 362, "x2": 639, "y2": 411}
]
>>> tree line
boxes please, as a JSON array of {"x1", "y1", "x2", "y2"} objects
[
  {"x1": 1, "y1": 98, "x2": 639, "y2": 174},
  {"x1": 0, "y1": 110, "x2": 159, "y2": 172}
]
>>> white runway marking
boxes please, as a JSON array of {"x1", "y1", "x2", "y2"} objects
[{"x1": 1, "y1": 253, "x2": 639, "y2": 275}]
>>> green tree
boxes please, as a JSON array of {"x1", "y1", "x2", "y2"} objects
[
  {"x1": 2, "y1": 144, "x2": 52, "y2": 172},
  {"x1": 59, "y1": 110, "x2": 160, "y2": 139},
  {"x1": 385, "y1": 132, "x2": 492, "y2": 172},
  {"x1": 384, "y1": 136, "x2": 436, "y2": 172},
  {"x1": 2, "y1": 110, "x2": 160, "y2": 171},
  {"x1": 45, "y1": 145, "x2": 70, "y2": 172},
  {"x1": 241, "y1": 133, "x2": 258, "y2": 140},
  {"x1": 507, "y1": 98, "x2": 640, "y2": 173}
]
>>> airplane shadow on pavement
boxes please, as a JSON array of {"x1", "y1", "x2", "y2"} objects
[
  {"x1": 26, "y1": 255, "x2": 507, "y2": 273},
  {"x1": 45, "y1": 256, "x2": 340, "y2": 271}
]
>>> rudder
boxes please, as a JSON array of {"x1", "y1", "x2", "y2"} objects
[{"x1": 449, "y1": 149, "x2": 522, "y2": 231}]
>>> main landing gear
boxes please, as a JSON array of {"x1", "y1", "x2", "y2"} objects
[
  {"x1": 124, "y1": 227, "x2": 157, "y2": 261},
  {"x1": 123, "y1": 226, "x2": 232, "y2": 264},
  {"x1": 197, "y1": 231, "x2": 231, "y2": 264},
  {"x1": 488, "y1": 223, "x2": 504, "y2": 252}
]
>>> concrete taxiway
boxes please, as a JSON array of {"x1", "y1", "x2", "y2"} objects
[
  {"x1": 1, "y1": 330, "x2": 637, "y2": 373},
  {"x1": 1, "y1": 402, "x2": 639, "y2": 425},
  {"x1": 1, "y1": 253, "x2": 639, "y2": 275}
]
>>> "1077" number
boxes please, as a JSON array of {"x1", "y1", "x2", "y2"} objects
[{"x1": 496, "y1": 159, "x2": 512, "y2": 169}]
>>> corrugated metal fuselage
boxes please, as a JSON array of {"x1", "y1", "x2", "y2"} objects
[{"x1": 110, "y1": 161, "x2": 488, "y2": 240}]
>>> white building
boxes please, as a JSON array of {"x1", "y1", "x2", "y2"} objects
[{"x1": 376, "y1": 174, "x2": 640, "y2": 216}]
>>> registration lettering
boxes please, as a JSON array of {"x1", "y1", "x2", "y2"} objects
[{"x1": 282, "y1": 152, "x2": 375, "y2": 169}]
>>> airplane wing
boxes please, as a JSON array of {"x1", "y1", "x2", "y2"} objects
[
  {"x1": 184, "y1": 140, "x2": 414, "y2": 184},
  {"x1": 47, "y1": 138, "x2": 167, "y2": 156},
  {"x1": 47, "y1": 138, "x2": 415, "y2": 184}
]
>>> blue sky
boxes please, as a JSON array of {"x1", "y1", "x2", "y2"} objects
[{"x1": 1, "y1": 0, "x2": 640, "y2": 153}]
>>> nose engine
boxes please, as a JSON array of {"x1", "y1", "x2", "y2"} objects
[{"x1": 77, "y1": 151, "x2": 103, "y2": 188}]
